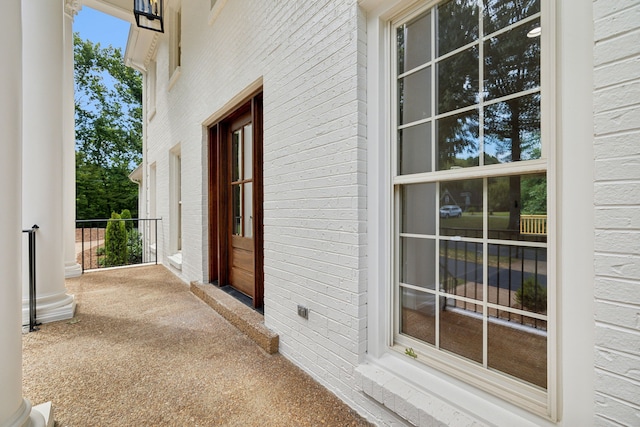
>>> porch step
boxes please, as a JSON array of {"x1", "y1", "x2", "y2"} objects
[{"x1": 190, "y1": 282, "x2": 279, "y2": 354}]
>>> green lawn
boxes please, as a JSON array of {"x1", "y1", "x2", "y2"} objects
[{"x1": 441, "y1": 213, "x2": 510, "y2": 230}]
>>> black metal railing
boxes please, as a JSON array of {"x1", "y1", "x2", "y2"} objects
[
  {"x1": 440, "y1": 239, "x2": 547, "y2": 330},
  {"x1": 22, "y1": 225, "x2": 40, "y2": 332},
  {"x1": 76, "y1": 218, "x2": 161, "y2": 272}
]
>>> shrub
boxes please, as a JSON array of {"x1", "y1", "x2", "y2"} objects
[
  {"x1": 515, "y1": 277, "x2": 547, "y2": 313},
  {"x1": 120, "y1": 209, "x2": 133, "y2": 232},
  {"x1": 105, "y1": 212, "x2": 128, "y2": 267},
  {"x1": 127, "y1": 229, "x2": 143, "y2": 264}
]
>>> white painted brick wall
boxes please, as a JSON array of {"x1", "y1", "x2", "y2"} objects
[
  {"x1": 593, "y1": 0, "x2": 640, "y2": 425},
  {"x1": 144, "y1": 0, "x2": 388, "y2": 424}
]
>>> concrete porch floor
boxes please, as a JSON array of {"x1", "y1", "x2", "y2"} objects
[{"x1": 22, "y1": 265, "x2": 371, "y2": 426}]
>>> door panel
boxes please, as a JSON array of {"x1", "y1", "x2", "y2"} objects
[{"x1": 229, "y1": 267, "x2": 254, "y2": 296}]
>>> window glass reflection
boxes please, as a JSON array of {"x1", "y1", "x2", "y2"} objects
[
  {"x1": 488, "y1": 174, "x2": 546, "y2": 242},
  {"x1": 488, "y1": 314, "x2": 547, "y2": 388},
  {"x1": 437, "y1": 46, "x2": 479, "y2": 115},
  {"x1": 232, "y1": 184, "x2": 241, "y2": 235},
  {"x1": 398, "y1": 11, "x2": 431, "y2": 74},
  {"x1": 231, "y1": 130, "x2": 241, "y2": 182},
  {"x1": 440, "y1": 240, "x2": 483, "y2": 300},
  {"x1": 487, "y1": 244, "x2": 547, "y2": 314},
  {"x1": 484, "y1": 94, "x2": 540, "y2": 164},
  {"x1": 243, "y1": 124, "x2": 252, "y2": 180},
  {"x1": 483, "y1": 0, "x2": 540, "y2": 35},
  {"x1": 437, "y1": 0, "x2": 479, "y2": 56},
  {"x1": 439, "y1": 179, "x2": 483, "y2": 237},
  {"x1": 484, "y1": 19, "x2": 540, "y2": 102},
  {"x1": 244, "y1": 182, "x2": 253, "y2": 238},
  {"x1": 401, "y1": 237, "x2": 436, "y2": 290},
  {"x1": 399, "y1": 67, "x2": 432, "y2": 125},
  {"x1": 401, "y1": 287, "x2": 436, "y2": 345},
  {"x1": 437, "y1": 110, "x2": 480, "y2": 170},
  {"x1": 440, "y1": 301, "x2": 483, "y2": 363},
  {"x1": 399, "y1": 122, "x2": 432, "y2": 175},
  {"x1": 401, "y1": 183, "x2": 437, "y2": 235}
]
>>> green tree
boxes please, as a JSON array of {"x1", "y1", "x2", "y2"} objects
[
  {"x1": 105, "y1": 212, "x2": 128, "y2": 267},
  {"x1": 74, "y1": 33, "x2": 142, "y2": 220},
  {"x1": 483, "y1": 0, "x2": 541, "y2": 230},
  {"x1": 120, "y1": 209, "x2": 133, "y2": 231},
  {"x1": 432, "y1": 0, "x2": 542, "y2": 231},
  {"x1": 521, "y1": 175, "x2": 547, "y2": 214}
]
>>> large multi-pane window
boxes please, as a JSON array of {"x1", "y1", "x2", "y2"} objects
[{"x1": 393, "y1": 0, "x2": 550, "y2": 411}]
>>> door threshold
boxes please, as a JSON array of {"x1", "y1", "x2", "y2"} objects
[{"x1": 220, "y1": 285, "x2": 263, "y2": 315}]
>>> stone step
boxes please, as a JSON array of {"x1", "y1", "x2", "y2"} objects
[{"x1": 190, "y1": 281, "x2": 279, "y2": 354}]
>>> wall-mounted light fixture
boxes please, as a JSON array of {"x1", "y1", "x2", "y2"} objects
[{"x1": 133, "y1": 0, "x2": 164, "y2": 33}]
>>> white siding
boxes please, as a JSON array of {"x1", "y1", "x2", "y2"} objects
[{"x1": 593, "y1": 0, "x2": 640, "y2": 425}]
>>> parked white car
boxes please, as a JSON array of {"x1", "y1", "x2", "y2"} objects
[{"x1": 440, "y1": 205, "x2": 462, "y2": 218}]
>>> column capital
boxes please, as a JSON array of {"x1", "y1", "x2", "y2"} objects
[{"x1": 64, "y1": 0, "x2": 82, "y2": 19}]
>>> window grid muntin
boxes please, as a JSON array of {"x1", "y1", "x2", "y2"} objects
[
  {"x1": 395, "y1": 176, "x2": 549, "y2": 352},
  {"x1": 395, "y1": 9, "x2": 542, "y2": 174},
  {"x1": 392, "y1": 0, "x2": 549, "y2": 394}
]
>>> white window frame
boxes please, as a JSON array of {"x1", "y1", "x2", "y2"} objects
[
  {"x1": 149, "y1": 162, "x2": 157, "y2": 249},
  {"x1": 168, "y1": 3, "x2": 182, "y2": 90},
  {"x1": 169, "y1": 145, "x2": 182, "y2": 265},
  {"x1": 147, "y1": 59, "x2": 157, "y2": 120},
  {"x1": 368, "y1": 0, "x2": 557, "y2": 419}
]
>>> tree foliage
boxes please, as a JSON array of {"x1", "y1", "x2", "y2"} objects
[
  {"x1": 431, "y1": 0, "x2": 542, "y2": 230},
  {"x1": 74, "y1": 33, "x2": 142, "y2": 220}
]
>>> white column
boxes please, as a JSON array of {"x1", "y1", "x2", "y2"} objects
[
  {"x1": 21, "y1": 0, "x2": 75, "y2": 325},
  {"x1": 63, "y1": 0, "x2": 82, "y2": 278},
  {"x1": 1, "y1": 2, "x2": 47, "y2": 426}
]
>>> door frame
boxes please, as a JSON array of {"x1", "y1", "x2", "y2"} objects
[{"x1": 208, "y1": 91, "x2": 263, "y2": 308}]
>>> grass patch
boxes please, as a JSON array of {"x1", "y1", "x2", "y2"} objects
[{"x1": 440, "y1": 213, "x2": 510, "y2": 230}]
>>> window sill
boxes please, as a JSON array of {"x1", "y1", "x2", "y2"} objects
[
  {"x1": 168, "y1": 252, "x2": 182, "y2": 270},
  {"x1": 355, "y1": 353, "x2": 553, "y2": 427},
  {"x1": 208, "y1": 0, "x2": 227, "y2": 25},
  {"x1": 168, "y1": 67, "x2": 181, "y2": 91}
]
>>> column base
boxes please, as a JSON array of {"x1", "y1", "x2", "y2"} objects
[
  {"x1": 3, "y1": 399, "x2": 48, "y2": 427},
  {"x1": 22, "y1": 293, "x2": 76, "y2": 326},
  {"x1": 64, "y1": 262, "x2": 82, "y2": 278},
  {"x1": 32, "y1": 402, "x2": 54, "y2": 427}
]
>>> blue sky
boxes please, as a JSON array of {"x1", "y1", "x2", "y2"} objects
[{"x1": 74, "y1": 6, "x2": 130, "y2": 51}]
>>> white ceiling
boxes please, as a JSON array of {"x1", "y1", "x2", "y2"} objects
[{"x1": 81, "y1": 0, "x2": 136, "y2": 24}]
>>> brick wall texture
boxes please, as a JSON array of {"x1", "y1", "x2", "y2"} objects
[
  {"x1": 145, "y1": 0, "x2": 376, "y2": 420},
  {"x1": 593, "y1": 1, "x2": 640, "y2": 425}
]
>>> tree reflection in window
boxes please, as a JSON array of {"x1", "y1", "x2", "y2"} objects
[{"x1": 396, "y1": 0, "x2": 544, "y2": 233}]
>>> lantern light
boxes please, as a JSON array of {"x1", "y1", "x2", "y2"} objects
[{"x1": 133, "y1": 0, "x2": 164, "y2": 33}]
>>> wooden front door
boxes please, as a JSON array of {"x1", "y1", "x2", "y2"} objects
[
  {"x1": 229, "y1": 115, "x2": 255, "y2": 297},
  {"x1": 208, "y1": 92, "x2": 263, "y2": 308}
]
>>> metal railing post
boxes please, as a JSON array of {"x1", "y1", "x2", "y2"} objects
[
  {"x1": 22, "y1": 225, "x2": 40, "y2": 332},
  {"x1": 81, "y1": 222, "x2": 85, "y2": 272},
  {"x1": 155, "y1": 218, "x2": 158, "y2": 265}
]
